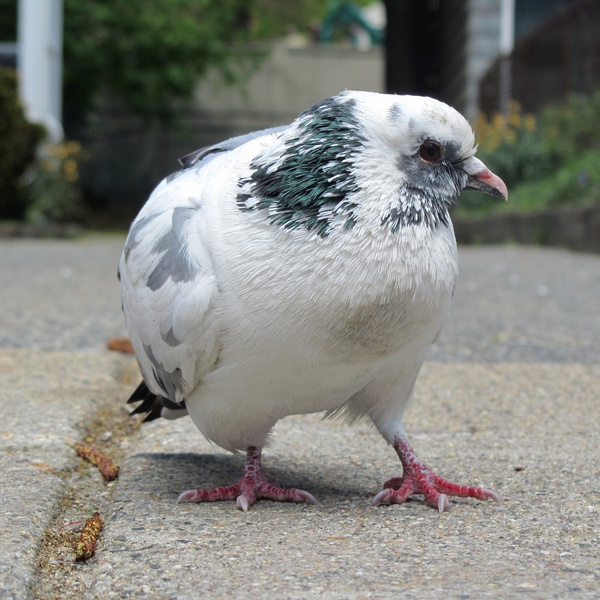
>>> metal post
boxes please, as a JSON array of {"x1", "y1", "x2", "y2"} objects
[
  {"x1": 499, "y1": 0, "x2": 515, "y2": 116},
  {"x1": 17, "y1": 0, "x2": 64, "y2": 142}
]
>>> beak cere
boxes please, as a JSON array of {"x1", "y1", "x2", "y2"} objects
[{"x1": 462, "y1": 157, "x2": 509, "y2": 200}]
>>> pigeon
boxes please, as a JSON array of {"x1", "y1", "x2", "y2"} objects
[{"x1": 119, "y1": 91, "x2": 507, "y2": 513}]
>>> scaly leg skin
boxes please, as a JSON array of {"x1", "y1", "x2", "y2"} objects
[
  {"x1": 373, "y1": 434, "x2": 499, "y2": 514},
  {"x1": 177, "y1": 446, "x2": 316, "y2": 512}
]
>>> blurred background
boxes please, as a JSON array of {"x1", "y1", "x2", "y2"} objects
[{"x1": 0, "y1": 0, "x2": 599, "y2": 250}]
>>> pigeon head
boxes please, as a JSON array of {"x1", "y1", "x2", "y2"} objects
[
  {"x1": 238, "y1": 91, "x2": 507, "y2": 236},
  {"x1": 350, "y1": 92, "x2": 508, "y2": 231}
]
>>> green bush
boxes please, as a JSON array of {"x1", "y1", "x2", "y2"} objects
[
  {"x1": 457, "y1": 91, "x2": 600, "y2": 217},
  {"x1": 24, "y1": 141, "x2": 85, "y2": 224},
  {"x1": 0, "y1": 68, "x2": 46, "y2": 219},
  {"x1": 542, "y1": 91, "x2": 600, "y2": 161}
]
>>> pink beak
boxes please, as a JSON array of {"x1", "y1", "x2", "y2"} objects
[{"x1": 462, "y1": 157, "x2": 508, "y2": 200}]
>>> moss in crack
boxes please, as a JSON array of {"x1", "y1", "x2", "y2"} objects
[{"x1": 32, "y1": 357, "x2": 143, "y2": 599}]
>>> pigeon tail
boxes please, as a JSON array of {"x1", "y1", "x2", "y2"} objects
[
  {"x1": 176, "y1": 446, "x2": 316, "y2": 511},
  {"x1": 127, "y1": 380, "x2": 187, "y2": 422},
  {"x1": 372, "y1": 434, "x2": 499, "y2": 514}
]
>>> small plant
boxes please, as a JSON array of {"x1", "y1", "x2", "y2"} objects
[
  {"x1": 457, "y1": 92, "x2": 600, "y2": 217},
  {"x1": 0, "y1": 67, "x2": 84, "y2": 224},
  {"x1": 0, "y1": 68, "x2": 46, "y2": 220},
  {"x1": 541, "y1": 90, "x2": 600, "y2": 159},
  {"x1": 473, "y1": 101, "x2": 557, "y2": 189},
  {"x1": 24, "y1": 140, "x2": 85, "y2": 224}
]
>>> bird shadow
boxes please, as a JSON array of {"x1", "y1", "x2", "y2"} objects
[
  {"x1": 130, "y1": 452, "x2": 370, "y2": 504},
  {"x1": 124, "y1": 452, "x2": 487, "y2": 513}
]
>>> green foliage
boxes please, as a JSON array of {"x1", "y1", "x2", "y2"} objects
[
  {"x1": 24, "y1": 141, "x2": 84, "y2": 224},
  {"x1": 250, "y1": 0, "x2": 377, "y2": 41},
  {"x1": 0, "y1": 68, "x2": 46, "y2": 220},
  {"x1": 3, "y1": 0, "x2": 381, "y2": 127},
  {"x1": 0, "y1": 67, "x2": 83, "y2": 223},
  {"x1": 250, "y1": 0, "x2": 329, "y2": 39},
  {"x1": 457, "y1": 149, "x2": 600, "y2": 218},
  {"x1": 542, "y1": 91, "x2": 600, "y2": 160},
  {"x1": 457, "y1": 91, "x2": 600, "y2": 217},
  {"x1": 508, "y1": 149, "x2": 600, "y2": 210},
  {"x1": 61, "y1": 0, "x2": 380, "y2": 124},
  {"x1": 63, "y1": 0, "x2": 258, "y2": 123}
]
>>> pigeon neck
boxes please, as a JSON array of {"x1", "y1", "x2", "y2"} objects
[{"x1": 380, "y1": 192, "x2": 453, "y2": 232}]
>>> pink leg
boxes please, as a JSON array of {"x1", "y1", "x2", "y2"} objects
[
  {"x1": 373, "y1": 434, "x2": 498, "y2": 514},
  {"x1": 177, "y1": 447, "x2": 316, "y2": 512}
]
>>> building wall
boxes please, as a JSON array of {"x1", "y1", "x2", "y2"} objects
[
  {"x1": 76, "y1": 43, "x2": 385, "y2": 210},
  {"x1": 194, "y1": 42, "x2": 385, "y2": 130}
]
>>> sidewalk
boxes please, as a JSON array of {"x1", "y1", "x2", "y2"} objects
[{"x1": 1, "y1": 237, "x2": 599, "y2": 599}]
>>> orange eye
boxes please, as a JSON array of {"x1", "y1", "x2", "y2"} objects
[{"x1": 418, "y1": 141, "x2": 442, "y2": 164}]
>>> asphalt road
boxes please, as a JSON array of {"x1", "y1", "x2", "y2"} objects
[{"x1": 0, "y1": 236, "x2": 598, "y2": 599}]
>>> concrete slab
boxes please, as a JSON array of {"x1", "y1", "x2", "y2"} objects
[
  {"x1": 53, "y1": 361, "x2": 600, "y2": 598},
  {"x1": 1, "y1": 238, "x2": 599, "y2": 598},
  {"x1": 0, "y1": 349, "x2": 133, "y2": 600}
]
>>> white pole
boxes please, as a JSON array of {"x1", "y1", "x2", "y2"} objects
[
  {"x1": 499, "y1": 0, "x2": 515, "y2": 55},
  {"x1": 17, "y1": 0, "x2": 64, "y2": 142},
  {"x1": 499, "y1": 0, "x2": 515, "y2": 116}
]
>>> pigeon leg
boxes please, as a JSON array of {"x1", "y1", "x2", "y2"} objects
[
  {"x1": 177, "y1": 446, "x2": 316, "y2": 512},
  {"x1": 373, "y1": 434, "x2": 498, "y2": 514}
]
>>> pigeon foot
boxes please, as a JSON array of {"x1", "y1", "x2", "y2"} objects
[
  {"x1": 373, "y1": 435, "x2": 498, "y2": 514},
  {"x1": 177, "y1": 446, "x2": 316, "y2": 511}
]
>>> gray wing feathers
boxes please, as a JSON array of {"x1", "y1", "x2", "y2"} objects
[
  {"x1": 178, "y1": 125, "x2": 289, "y2": 169},
  {"x1": 120, "y1": 175, "x2": 220, "y2": 405},
  {"x1": 122, "y1": 124, "x2": 286, "y2": 405}
]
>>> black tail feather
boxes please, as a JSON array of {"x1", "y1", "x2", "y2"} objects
[
  {"x1": 127, "y1": 380, "x2": 187, "y2": 422},
  {"x1": 142, "y1": 404, "x2": 164, "y2": 422},
  {"x1": 127, "y1": 380, "x2": 153, "y2": 404}
]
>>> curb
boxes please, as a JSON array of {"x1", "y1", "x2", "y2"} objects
[
  {"x1": 454, "y1": 204, "x2": 600, "y2": 253},
  {"x1": 0, "y1": 221, "x2": 84, "y2": 239}
]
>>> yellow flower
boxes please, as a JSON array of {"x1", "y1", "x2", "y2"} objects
[
  {"x1": 509, "y1": 100, "x2": 522, "y2": 114},
  {"x1": 492, "y1": 113, "x2": 506, "y2": 129},
  {"x1": 46, "y1": 144, "x2": 63, "y2": 158},
  {"x1": 508, "y1": 111, "x2": 522, "y2": 128},
  {"x1": 474, "y1": 102, "x2": 539, "y2": 152},
  {"x1": 523, "y1": 114, "x2": 536, "y2": 132},
  {"x1": 63, "y1": 158, "x2": 79, "y2": 183},
  {"x1": 66, "y1": 140, "x2": 81, "y2": 155}
]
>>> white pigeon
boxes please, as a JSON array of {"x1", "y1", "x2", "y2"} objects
[{"x1": 120, "y1": 91, "x2": 507, "y2": 513}]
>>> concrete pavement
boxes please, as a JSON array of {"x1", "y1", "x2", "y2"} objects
[{"x1": 0, "y1": 236, "x2": 599, "y2": 598}]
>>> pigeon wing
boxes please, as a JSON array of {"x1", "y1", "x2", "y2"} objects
[
  {"x1": 119, "y1": 169, "x2": 221, "y2": 407},
  {"x1": 120, "y1": 124, "x2": 290, "y2": 413}
]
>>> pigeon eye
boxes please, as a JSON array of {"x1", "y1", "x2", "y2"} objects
[{"x1": 418, "y1": 141, "x2": 442, "y2": 164}]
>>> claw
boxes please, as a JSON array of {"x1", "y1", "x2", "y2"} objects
[
  {"x1": 438, "y1": 493, "x2": 449, "y2": 514},
  {"x1": 177, "y1": 490, "x2": 195, "y2": 503},
  {"x1": 177, "y1": 447, "x2": 316, "y2": 510},
  {"x1": 236, "y1": 495, "x2": 250, "y2": 512},
  {"x1": 372, "y1": 488, "x2": 392, "y2": 506},
  {"x1": 481, "y1": 489, "x2": 500, "y2": 503},
  {"x1": 296, "y1": 490, "x2": 317, "y2": 505},
  {"x1": 373, "y1": 434, "x2": 498, "y2": 512}
]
